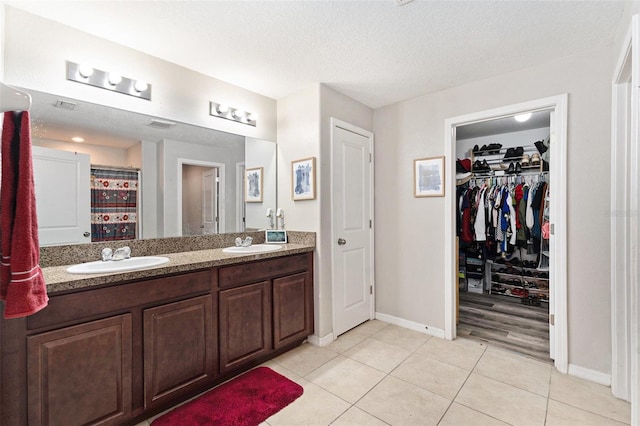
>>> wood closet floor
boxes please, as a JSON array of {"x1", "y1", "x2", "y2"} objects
[{"x1": 457, "y1": 291, "x2": 551, "y2": 363}]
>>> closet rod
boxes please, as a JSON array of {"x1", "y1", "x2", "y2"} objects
[{"x1": 0, "y1": 82, "x2": 31, "y2": 112}]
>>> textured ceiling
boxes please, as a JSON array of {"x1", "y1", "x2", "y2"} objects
[{"x1": 6, "y1": 0, "x2": 628, "y2": 109}]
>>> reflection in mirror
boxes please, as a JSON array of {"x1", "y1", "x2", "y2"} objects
[{"x1": 24, "y1": 88, "x2": 277, "y2": 246}]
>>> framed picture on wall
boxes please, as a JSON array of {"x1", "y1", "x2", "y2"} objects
[
  {"x1": 291, "y1": 157, "x2": 316, "y2": 200},
  {"x1": 245, "y1": 167, "x2": 263, "y2": 203},
  {"x1": 414, "y1": 156, "x2": 445, "y2": 197}
]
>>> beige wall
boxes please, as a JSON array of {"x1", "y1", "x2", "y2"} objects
[
  {"x1": 277, "y1": 84, "x2": 323, "y2": 333},
  {"x1": 374, "y1": 44, "x2": 614, "y2": 374},
  {"x1": 277, "y1": 84, "x2": 373, "y2": 339},
  {"x1": 3, "y1": 7, "x2": 277, "y2": 141},
  {"x1": 319, "y1": 85, "x2": 374, "y2": 337}
]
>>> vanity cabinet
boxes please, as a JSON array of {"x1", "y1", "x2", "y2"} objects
[
  {"x1": 218, "y1": 252, "x2": 314, "y2": 375},
  {"x1": 0, "y1": 250, "x2": 313, "y2": 425},
  {"x1": 219, "y1": 281, "x2": 272, "y2": 374},
  {"x1": 27, "y1": 314, "x2": 132, "y2": 426},
  {"x1": 143, "y1": 295, "x2": 215, "y2": 410},
  {"x1": 273, "y1": 272, "x2": 313, "y2": 349}
]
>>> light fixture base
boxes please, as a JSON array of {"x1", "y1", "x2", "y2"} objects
[
  {"x1": 209, "y1": 102, "x2": 257, "y2": 127},
  {"x1": 66, "y1": 61, "x2": 151, "y2": 101}
]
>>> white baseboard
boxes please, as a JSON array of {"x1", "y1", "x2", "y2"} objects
[
  {"x1": 375, "y1": 312, "x2": 445, "y2": 339},
  {"x1": 307, "y1": 333, "x2": 334, "y2": 347},
  {"x1": 568, "y1": 363, "x2": 612, "y2": 387}
]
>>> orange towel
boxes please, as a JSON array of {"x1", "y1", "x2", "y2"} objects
[{"x1": 0, "y1": 111, "x2": 48, "y2": 318}]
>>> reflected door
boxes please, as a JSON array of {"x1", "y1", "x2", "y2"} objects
[
  {"x1": 202, "y1": 168, "x2": 219, "y2": 234},
  {"x1": 32, "y1": 146, "x2": 91, "y2": 245}
]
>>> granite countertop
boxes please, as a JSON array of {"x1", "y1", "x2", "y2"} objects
[{"x1": 43, "y1": 242, "x2": 314, "y2": 294}]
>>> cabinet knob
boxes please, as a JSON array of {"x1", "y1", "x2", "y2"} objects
[
  {"x1": 83, "y1": 232, "x2": 90, "y2": 238},
  {"x1": 337, "y1": 238, "x2": 346, "y2": 246}
]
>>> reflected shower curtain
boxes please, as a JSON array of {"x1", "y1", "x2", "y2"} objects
[{"x1": 91, "y1": 168, "x2": 138, "y2": 242}]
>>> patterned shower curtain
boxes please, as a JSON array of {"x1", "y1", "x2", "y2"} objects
[{"x1": 91, "y1": 168, "x2": 138, "y2": 242}]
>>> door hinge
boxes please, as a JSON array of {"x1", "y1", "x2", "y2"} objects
[
  {"x1": 369, "y1": 153, "x2": 372, "y2": 163},
  {"x1": 549, "y1": 314, "x2": 555, "y2": 326},
  {"x1": 369, "y1": 219, "x2": 372, "y2": 229},
  {"x1": 370, "y1": 286, "x2": 373, "y2": 295},
  {"x1": 550, "y1": 223, "x2": 555, "y2": 235}
]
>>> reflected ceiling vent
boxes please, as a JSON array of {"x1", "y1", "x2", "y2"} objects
[
  {"x1": 54, "y1": 99, "x2": 77, "y2": 110},
  {"x1": 146, "y1": 119, "x2": 176, "y2": 129}
]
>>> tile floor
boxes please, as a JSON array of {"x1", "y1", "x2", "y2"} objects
[{"x1": 139, "y1": 320, "x2": 631, "y2": 426}]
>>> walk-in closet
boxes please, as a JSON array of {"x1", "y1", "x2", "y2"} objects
[{"x1": 455, "y1": 111, "x2": 552, "y2": 362}]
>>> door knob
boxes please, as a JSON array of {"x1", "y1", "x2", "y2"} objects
[
  {"x1": 337, "y1": 238, "x2": 346, "y2": 246},
  {"x1": 83, "y1": 232, "x2": 90, "y2": 238}
]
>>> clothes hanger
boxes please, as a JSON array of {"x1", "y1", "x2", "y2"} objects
[{"x1": 0, "y1": 82, "x2": 32, "y2": 112}]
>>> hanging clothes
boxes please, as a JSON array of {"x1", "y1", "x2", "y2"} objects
[
  {"x1": 0, "y1": 111, "x2": 48, "y2": 318},
  {"x1": 473, "y1": 186, "x2": 487, "y2": 241}
]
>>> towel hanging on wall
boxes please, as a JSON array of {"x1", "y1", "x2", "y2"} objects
[{"x1": 0, "y1": 111, "x2": 48, "y2": 318}]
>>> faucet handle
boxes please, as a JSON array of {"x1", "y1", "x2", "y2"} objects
[
  {"x1": 101, "y1": 248, "x2": 113, "y2": 261},
  {"x1": 121, "y1": 246, "x2": 131, "y2": 259}
]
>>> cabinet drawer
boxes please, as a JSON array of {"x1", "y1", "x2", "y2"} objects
[
  {"x1": 29, "y1": 270, "x2": 213, "y2": 330},
  {"x1": 218, "y1": 253, "x2": 310, "y2": 289}
]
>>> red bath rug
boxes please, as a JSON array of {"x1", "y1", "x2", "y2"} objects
[{"x1": 151, "y1": 367, "x2": 303, "y2": 426}]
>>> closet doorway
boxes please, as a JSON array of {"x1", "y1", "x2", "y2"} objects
[
  {"x1": 456, "y1": 112, "x2": 551, "y2": 362},
  {"x1": 444, "y1": 95, "x2": 568, "y2": 373}
]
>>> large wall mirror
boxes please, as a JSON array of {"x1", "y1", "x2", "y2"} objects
[{"x1": 24, "y1": 88, "x2": 277, "y2": 246}]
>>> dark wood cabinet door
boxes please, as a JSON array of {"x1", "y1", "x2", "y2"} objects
[
  {"x1": 27, "y1": 314, "x2": 132, "y2": 426},
  {"x1": 273, "y1": 272, "x2": 313, "y2": 349},
  {"x1": 219, "y1": 281, "x2": 272, "y2": 374},
  {"x1": 143, "y1": 295, "x2": 216, "y2": 409}
]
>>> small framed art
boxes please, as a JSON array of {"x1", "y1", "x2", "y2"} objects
[
  {"x1": 265, "y1": 229, "x2": 287, "y2": 243},
  {"x1": 292, "y1": 157, "x2": 316, "y2": 200},
  {"x1": 414, "y1": 156, "x2": 445, "y2": 197},
  {"x1": 245, "y1": 167, "x2": 263, "y2": 203}
]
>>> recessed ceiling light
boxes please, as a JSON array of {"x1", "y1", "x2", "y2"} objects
[
  {"x1": 71, "y1": 136, "x2": 85, "y2": 143},
  {"x1": 514, "y1": 113, "x2": 532, "y2": 122}
]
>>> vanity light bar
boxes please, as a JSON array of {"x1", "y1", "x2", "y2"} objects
[
  {"x1": 66, "y1": 61, "x2": 152, "y2": 101},
  {"x1": 209, "y1": 102, "x2": 257, "y2": 127}
]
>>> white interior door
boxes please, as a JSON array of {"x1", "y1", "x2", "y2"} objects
[
  {"x1": 32, "y1": 146, "x2": 90, "y2": 246},
  {"x1": 332, "y1": 120, "x2": 374, "y2": 337},
  {"x1": 201, "y1": 168, "x2": 218, "y2": 234}
]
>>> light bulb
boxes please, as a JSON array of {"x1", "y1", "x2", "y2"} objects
[
  {"x1": 514, "y1": 113, "x2": 532, "y2": 122},
  {"x1": 71, "y1": 136, "x2": 84, "y2": 143},
  {"x1": 216, "y1": 104, "x2": 230, "y2": 115},
  {"x1": 78, "y1": 64, "x2": 94, "y2": 78},
  {"x1": 134, "y1": 80, "x2": 148, "y2": 93},
  {"x1": 232, "y1": 109, "x2": 246, "y2": 120},
  {"x1": 107, "y1": 73, "x2": 122, "y2": 86},
  {"x1": 247, "y1": 112, "x2": 258, "y2": 122}
]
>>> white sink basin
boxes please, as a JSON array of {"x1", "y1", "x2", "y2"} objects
[
  {"x1": 222, "y1": 244, "x2": 282, "y2": 254},
  {"x1": 66, "y1": 256, "x2": 170, "y2": 274}
]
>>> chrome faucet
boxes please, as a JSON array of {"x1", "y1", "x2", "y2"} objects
[
  {"x1": 101, "y1": 248, "x2": 113, "y2": 261},
  {"x1": 101, "y1": 246, "x2": 131, "y2": 261},
  {"x1": 234, "y1": 237, "x2": 253, "y2": 247},
  {"x1": 112, "y1": 246, "x2": 131, "y2": 260}
]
